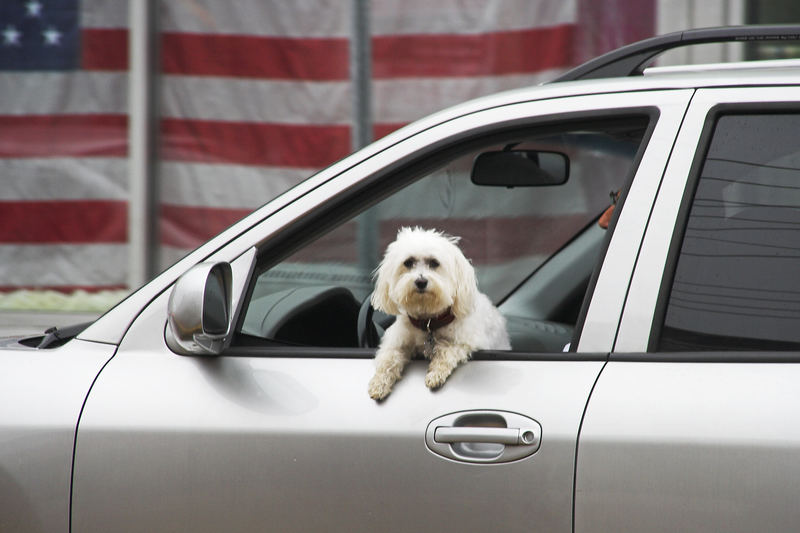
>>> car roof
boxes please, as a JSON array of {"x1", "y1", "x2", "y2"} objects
[
  {"x1": 553, "y1": 61, "x2": 800, "y2": 94},
  {"x1": 400, "y1": 61, "x2": 800, "y2": 133}
]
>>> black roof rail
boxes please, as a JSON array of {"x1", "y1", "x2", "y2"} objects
[{"x1": 553, "y1": 25, "x2": 800, "y2": 83}]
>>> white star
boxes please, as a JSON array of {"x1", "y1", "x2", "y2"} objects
[
  {"x1": 2, "y1": 25, "x2": 22, "y2": 46},
  {"x1": 25, "y1": 0, "x2": 44, "y2": 17},
  {"x1": 42, "y1": 26, "x2": 62, "y2": 46}
]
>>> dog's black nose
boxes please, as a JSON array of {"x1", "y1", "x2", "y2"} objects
[{"x1": 415, "y1": 277, "x2": 428, "y2": 290}]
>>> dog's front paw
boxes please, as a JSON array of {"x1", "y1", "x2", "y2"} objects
[
  {"x1": 425, "y1": 353, "x2": 463, "y2": 390},
  {"x1": 424, "y1": 368, "x2": 450, "y2": 390},
  {"x1": 368, "y1": 374, "x2": 393, "y2": 401}
]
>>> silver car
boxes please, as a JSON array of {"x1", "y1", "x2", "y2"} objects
[{"x1": 5, "y1": 26, "x2": 800, "y2": 532}]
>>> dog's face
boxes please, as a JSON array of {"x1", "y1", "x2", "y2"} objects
[{"x1": 372, "y1": 227, "x2": 477, "y2": 319}]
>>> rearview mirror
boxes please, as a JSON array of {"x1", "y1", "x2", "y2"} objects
[
  {"x1": 471, "y1": 150, "x2": 569, "y2": 187},
  {"x1": 166, "y1": 262, "x2": 233, "y2": 355}
]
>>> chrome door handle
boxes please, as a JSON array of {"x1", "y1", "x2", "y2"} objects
[
  {"x1": 425, "y1": 410, "x2": 542, "y2": 464},
  {"x1": 434, "y1": 426, "x2": 538, "y2": 446}
]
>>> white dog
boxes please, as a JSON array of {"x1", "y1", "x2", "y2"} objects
[{"x1": 367, "y1": 227, "x2": 510, "y2": 400}]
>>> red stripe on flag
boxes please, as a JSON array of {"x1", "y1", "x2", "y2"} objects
[
  {"x1": 82, "y1": 28, "x2": 128, "y2": 70},
  {"x1": 0, "y1": 200, "x2": 127, "y2": 243},
  {"x1": 83, "y1": 29, "x2": 349, "y2": 79},
  {"x1": 0, "y1": 114, "x2": 349, "y2": 167},
  {"x1": 161, "y1": 204, "x2": 252, "y2": 249},
  {"x1": 0, "y1": 202, "x2": 593, "y2": 252},
  {"x1": 373, "y1": 24, "x2": 576, "y2": 78},
  {"x1": 0, "y1": 115, "x2": 127, "y2": 158},
  {"x1": 82, "y1": 26, "x2": 575, "y2": 79},
  {"x1": 373, "y1": 123, "x2": 406, "y2": 140},
  {"x1": 0, "y1": 284, "x2": 128, "y2": 293},
  {"x1": 160, "y1": 118, "x2": 351, "y2": 167},
  {"x1": 162, "y1": 33, "x2": 350, "y2": 80}
]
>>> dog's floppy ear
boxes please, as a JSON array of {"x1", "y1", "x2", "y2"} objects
[
  {"x1": 371, "y1": 256, "x2": 400, "y2": 315},
  {"x1": 451, "y1": 246, "x2": 478, "y2": 318}
]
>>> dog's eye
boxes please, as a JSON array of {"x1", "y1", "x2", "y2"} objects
[
  {"x1": 403, "y1": 258, "x2": 415, "y2": 268},
  {"x1": 427, "y1": 258, "x2": 440, "y2": 269}
]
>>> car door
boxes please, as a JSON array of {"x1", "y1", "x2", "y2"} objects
[
  {"x1": 576, "y1": 88, "x2": 800, "y2": 532},
  {"x1": 70, "y1": 90, "x2": 692, "y2": 533}
]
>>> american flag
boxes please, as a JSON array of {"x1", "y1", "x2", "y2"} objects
[{"x1": 0, "y1": 0, "x2": 653, "y2": 292}]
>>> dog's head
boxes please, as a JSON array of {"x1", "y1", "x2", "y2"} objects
[{"x1": 371, "y1": 227, "x2": 477, "y2": 319}]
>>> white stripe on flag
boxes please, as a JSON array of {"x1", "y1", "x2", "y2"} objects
[
  {"x1": 160, "y1": 162, "x2": 311, "y2": 208},
  {"x1": 161, "y1": 77, "x2": 351, "y2": 124},
  {"x1": 0, "y1": 158, "x2": 126, "y2": 200},
  {"x1": 373, "y1": 71, "x2": 563, "y2": 123},
  {"x1": 158, "y1": 0, "x2": 576, "y2": 37},
  {"x1": 0, "y1": 244, "x2": 128, "y2": 287},
  {"x1": 0, "y1": 72, "x2": 125, "y2": 115}
]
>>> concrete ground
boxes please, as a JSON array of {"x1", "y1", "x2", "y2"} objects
[{"x1": 0, "y1": 310, "x2": 101, "y2": 337}]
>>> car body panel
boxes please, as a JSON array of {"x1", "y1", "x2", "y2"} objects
[
  {"x1": 577, "y1": 85, "x2": 800, "y2": 532},
  {"x1": 576, "y1": 360, "x2": 800, "y2": 533},
  {"x1": 0, "y1": 339, "x2": 114, "y2": 533},
  {"x1": 73, "y1": 356, "x2": 605, "y2": 532}
]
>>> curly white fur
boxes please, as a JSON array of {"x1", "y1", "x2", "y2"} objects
[{"x1": 368, "y1": 227, "x2": 510, "y2": 400}]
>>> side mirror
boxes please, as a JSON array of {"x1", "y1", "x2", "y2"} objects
[
  {"x1": 471, "y1": 150, "x2": 569, "y2": 187},
  {"x1": 166, "y1": 262, "x2": 233, "y2": 355}
]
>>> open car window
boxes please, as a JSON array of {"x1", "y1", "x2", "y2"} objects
[{"x1": 235, "y1": 116, "x2": 651, "y2": 351}]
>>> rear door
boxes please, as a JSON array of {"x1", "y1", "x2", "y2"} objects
[
  {"x1": 577, "y1": 87, "x2": 800, "y2": 532},
  {"x1": 71, "y1": 91, "x2": 691, "y2": 533}
]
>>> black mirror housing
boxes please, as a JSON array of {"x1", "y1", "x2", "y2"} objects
[{"x1": 471, "y1": 150, "x2": 569, "y2": 187}]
